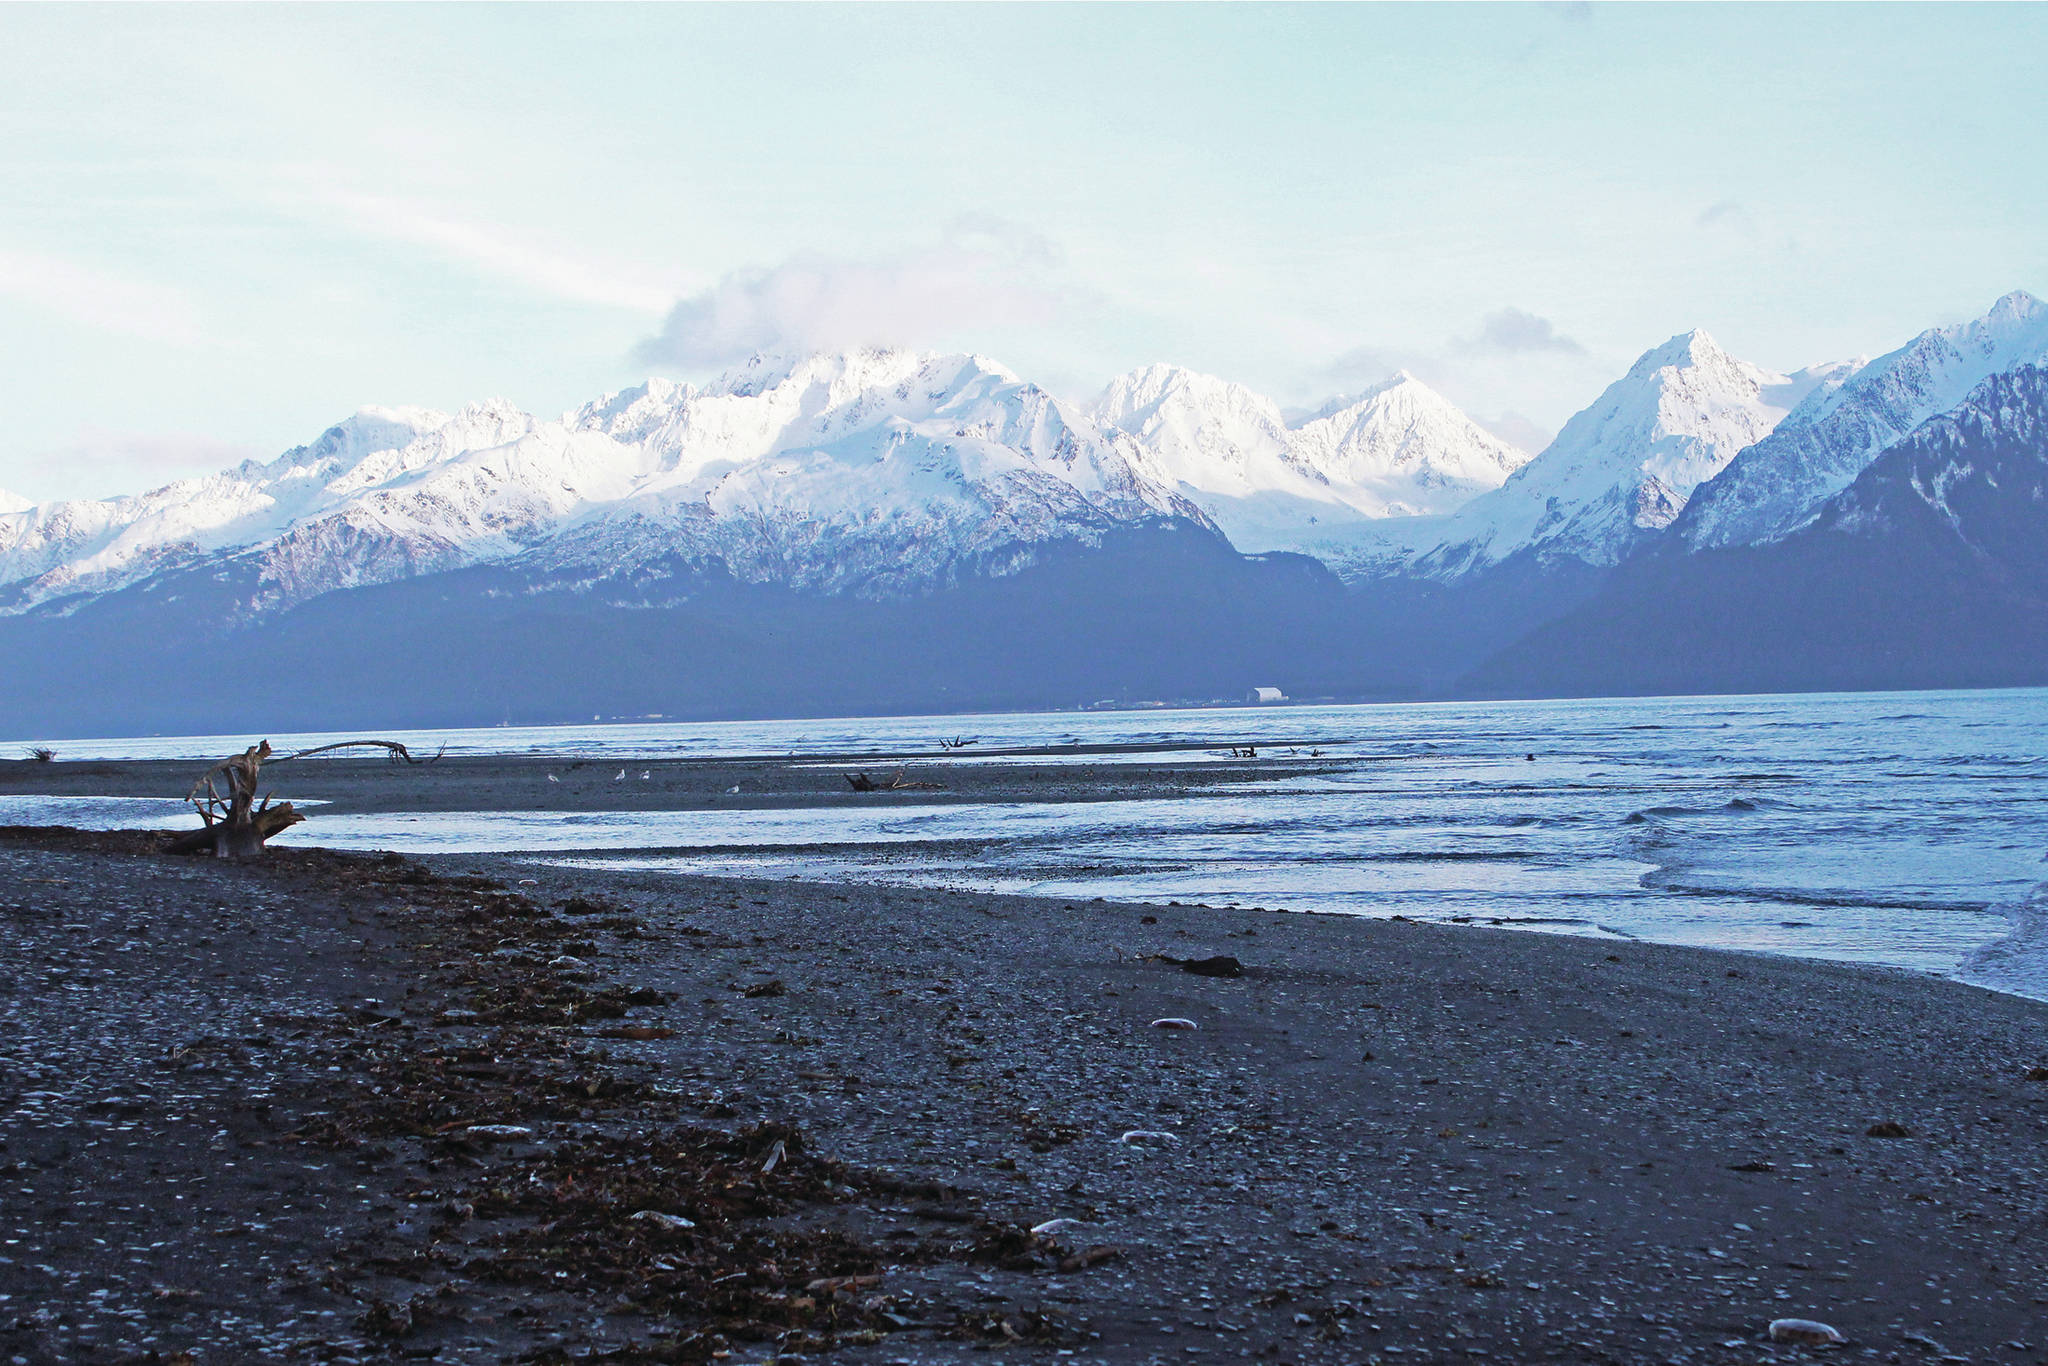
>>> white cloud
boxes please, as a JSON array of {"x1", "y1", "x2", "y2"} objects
[
  {"x1": 1458, "y1": 307, "x2": 1586, "y2": 356},
  {"x1": 306, "y1": 186, "x2": 685, "y2": 314},
  {"x1": 0, "y1": 247, "x2": 202, "y2": 344},
  {"x1": 635, "y1": 224, "x2": 1077, "y2": 372}
]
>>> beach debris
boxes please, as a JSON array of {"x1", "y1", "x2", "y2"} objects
[
  {"x1": 547, "y1": 772, "x2": 559, "y2": 782},
  {"x1": 1030, "y1": 1217, "x2": 1086, "y2": 1237},
  {"x1": 2024, "y1": 1065, "x2": 2048, "y2": 1081},
  {"x1": 1767, "y1": 1318, "x2": 1846, "y2": 1346},
  {"x1": 26, "y1": 745, "x2": 55, "y2": 762},
  {"x1": 464, "y1": 1124, "x2": 536, "y2": 1140},
  {"x1": 1865, "y1": 1120, "x2": 1913, "y2": 1138},
  {"x1": 742, "y1": 978, "x2": 787, "y2": 998},
  {"x1": 1728, "y1": 1160, "x2": 1776, "y2": 1172},
  {"x1": 359, "y1": 1296, "x2": 416, "y2": 1338},
  {"x1": 761, "y1": 1138, "x2": 788, "y2": 1173},
  {"x1": 1149, "y1": 1017, "x2": 1199, "y2": 1030},
  {"x1": 1119, "y1": 1129, "x2": 1180, "y2": 1146},
  {"x1": 846, "y1": 768, "x2": 945, "y2": 792},
  {"x1": 938, "y1": 736, "x2": 978, "y2": 749},
  {"x1": 628, "y1": 1209, "x2": 697, "y2": 1232},
  {"x1": 1180, "y1": 955, "x2": 1244, "y2": 978},
  {"x1": 808, "y1": 1272, "x2": 886, "y2": 1294},
  {"x1": 1057, "y1": 1245, "x2": 1123, "y2": 1272}
]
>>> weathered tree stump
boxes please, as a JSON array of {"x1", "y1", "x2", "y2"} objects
[{"x1": 170, "y1": 738, "x2": 437, "y2": 858}]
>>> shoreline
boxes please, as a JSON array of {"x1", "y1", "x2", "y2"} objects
[
  {"x1": 3, "y1": 748, "x2": 2038, "y2": 1008},
  {"x1": 5, "y1": 823, "x2": 2047, "y2": 1362}
]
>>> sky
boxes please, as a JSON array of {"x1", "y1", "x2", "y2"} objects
[{"x1": 2, "y1": 3, "x2": 2045, "y2": 501}]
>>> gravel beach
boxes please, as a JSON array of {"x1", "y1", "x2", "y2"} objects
[{"x1": 3, "y1": 752, "x2": 2047, "y2": 1364}]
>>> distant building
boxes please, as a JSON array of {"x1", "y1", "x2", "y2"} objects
[{"x1": 1249, "y1": 686, "x2": 1286, "y2": 703}]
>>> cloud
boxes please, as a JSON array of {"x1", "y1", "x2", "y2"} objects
[
  {"x1": 14, "y1": 428, "x2": 259, "y2": 503},
  {"x1": 1457, "y1": 307, "x2": 1586, "y2": 356},
  {"x1": 0, "y1": 247, "x2": 201, "y2": 344},
  {"x1": 634, "y1": 224, "x2": 1076, "y2": 373},
  {"x1": 307, "y1": 187, "x2": 683, "y2": 314}
]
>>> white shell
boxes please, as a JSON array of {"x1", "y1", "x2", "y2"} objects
[
  {"x1": 1767, "y1": 1319, "x2": 1845, "y2": 1346},
  {"x1": 463, "y1": 1124, "x2": 534, "y2": 1138},
  {"x1": 630, "y1": 1210, "x2": 697, "y2": 1231},
  {"x1": 1119, "y1": 1129, "x2": 1181, "y2": 1146},
  {"x1": 1150, "y1": 1017, "x2": 1199, "y2": 1030}
]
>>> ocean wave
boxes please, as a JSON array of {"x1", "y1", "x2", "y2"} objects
[
  {"x1": 1638, "y1": 867, "x2": 1996, "y2": 916},
  {"x1": 1954, "y1": 883, "x2": 2048, "y2": 1003},
  {"x1": 1623, "y1": 796, "x2": 1776, "y2": 823}
]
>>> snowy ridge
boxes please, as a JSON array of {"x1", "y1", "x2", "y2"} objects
[
  {"x1": 0, "y1": 488, "x2": 31, "y2": 515},
  {"x1": 1307, "y1": 331, "x2": 1841, "y2": 579},
  {"x1": 1287, "y1": 372, "x2": 1531, "y2": 514},
  {"x1": 1090, "y1": 364, "x2": 1527, "y2": 552},
  {"x1": 1681, "y1": 290, "x2": 2048, "y2": 548},
  {"x1": 1813, "y1": 362, "x2": 2048, "y2": 550},
  {"x1": 0, "y1": 349, "x2": 1209, "y2": 615}
]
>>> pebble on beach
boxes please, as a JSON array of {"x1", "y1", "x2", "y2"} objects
[{"x1": 1768, "y1": 1318, "x2": 1846, "y2": 1346}]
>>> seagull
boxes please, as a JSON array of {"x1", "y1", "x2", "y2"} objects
[
  {"x1": 640, "y1": 770, "x2": 651, "y2": 780},
  {"x1": 615, "y1": 769, "x2": 626, "y2": 781},
  {"x1": 727, "y1": 784, "x2": 740, "y2": 794},
  {"x1": 547, "y1": 773, "x2": 559, "y2": 783}
]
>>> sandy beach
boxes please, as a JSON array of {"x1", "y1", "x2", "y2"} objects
[{"x1": 3, "y1": 752, "x2": 2048, "y2": 1363}]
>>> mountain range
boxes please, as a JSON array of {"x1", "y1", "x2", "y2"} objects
[{"x1": 2, "y1": 290, "x2": 2044, "y2": 733}]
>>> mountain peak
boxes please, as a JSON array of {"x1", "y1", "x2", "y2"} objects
[
  {"x1": 0, "y1": 487, "x2": 31, "y2": 515},
  {"x1": 1629, "y1": 328, "x2": 1730, "y2": 377},
  {"x1": 1988, "y1": 288, "x2": 2046, "y2": 323}
]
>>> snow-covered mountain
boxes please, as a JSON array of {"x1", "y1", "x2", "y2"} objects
[
  {"x1": 539, "y1": 351, "x2": 1205, "y2": 596},
  {"x1": 0, "y1": 488, "x2": 31, "y2": 515},
  {"x1": 1469, "y1": 363, "x2": 2048, "y2": 699},
  {"x1": 1287, "y1": 373, "x2": 1532, "y2": 514},
  {"x1": 1313, "y1": 330, "x2": 1846, "y2": 580},
  {"x1": 1679, "y1": 290, "x2": 2048, "y2": 549},
  {"x1": 1090, "y1": 364, "x2": 1527, "y2": 552},
  {"x1": 0, "y1": 350, "x2": 1207, "y2": 617}
]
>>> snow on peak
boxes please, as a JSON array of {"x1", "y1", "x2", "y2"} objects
[
  {"x1": 1091, "y1": 363, "x2": 1526, "y2": 552},
  {"x1": 1286, "y1": 371, "x2": 1530, "y2": 515},
  {"x1": 0, "y1": 488, "x2": 31, "y2": 515},
  {"x1": 1093, "y1": 364, "x2": 1303, "y2": 492},
  {"x1": 1311, "y1": 330, "x2": 1817, "y2": 579},
  {"x1": 1681, "y1": 289, "x2": 2048, "y2": 548},
  {"x1": 0, "y1": 348, "x2": 1211, "y2": 613}
]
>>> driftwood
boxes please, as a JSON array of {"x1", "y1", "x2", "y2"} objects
[
  {"x1": 937, "y1": 736, "x2": 977, "y2": 750},
  {"x1": 844, "y1": 769, "x2": 945, "y2": 793},
  {"x1": 169, "y1": 738, "x2": 443, "y2": 859}
]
